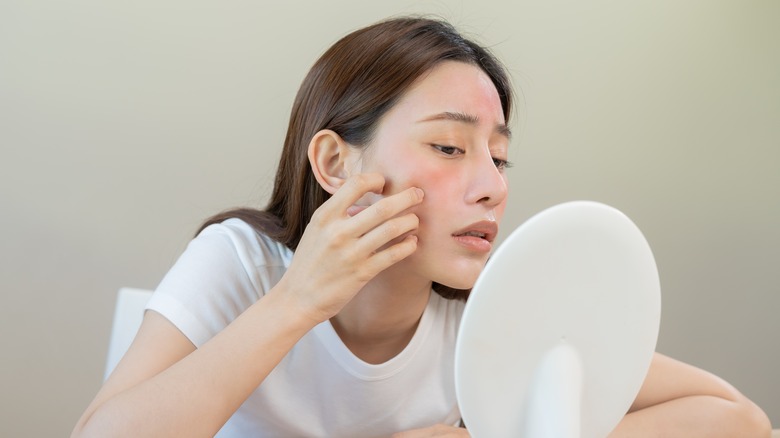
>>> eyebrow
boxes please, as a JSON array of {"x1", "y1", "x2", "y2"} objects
[{"x1": 417, "y1": 111, "x2": 512, "y2": 139}]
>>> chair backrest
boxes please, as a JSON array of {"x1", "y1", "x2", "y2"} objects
[{"x1": 104, "y1": 287, "x2": 154, "y2": 381}]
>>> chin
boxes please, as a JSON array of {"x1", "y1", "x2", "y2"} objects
[
  {"x1": 411, "y1": 246, "x2": 489, "y2": 290},
  {"x1": 434, "y1": 268, "x2": 482, "y2": 290}
]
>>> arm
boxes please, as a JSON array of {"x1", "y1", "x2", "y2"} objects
[
  {"x1": 72, "y1": 174, "x2": 424, "y2": 437},
  {"x1": 392, "y1": 354, "x2": 772, "y2": 438},
  {"x1": 392, "y1": 425, "x2": 469, "y2": 437},
  {"x1": 397, "y1": 353, "x2": 772, "y2": 438},
  {"x1": 72, "y1": 289, "x2": 318, "y2": 438},
  {"x1": 609, "y1": 352, "x2": 772, "y2": 437}
]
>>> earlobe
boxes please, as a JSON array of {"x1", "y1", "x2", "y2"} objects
[{"x1": 307, "y1": 129, "x2": 359, "y2": 195}]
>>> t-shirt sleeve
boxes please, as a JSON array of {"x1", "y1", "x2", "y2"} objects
[{"x1": 145, "y1": 220, "x2": 289, "y2": 347}]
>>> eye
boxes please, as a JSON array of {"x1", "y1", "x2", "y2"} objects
[
  {"x1": 492, "y1": 157, "x2": 513, "y2": 170},
  {"x1": 431, "y1": 144, "x2": 464, "y2": 156}
]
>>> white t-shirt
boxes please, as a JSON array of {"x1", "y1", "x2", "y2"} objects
[{"x1": 146, "y1": 218, "x2": 466, "y2": 437}]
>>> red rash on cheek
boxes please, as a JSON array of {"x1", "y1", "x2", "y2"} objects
[
  {"x1": 385, "y1": 159, "x2": 450, "y2": 198},
  {"x1": 401, "y1": 166, "x2": 456, "y2": 227}
]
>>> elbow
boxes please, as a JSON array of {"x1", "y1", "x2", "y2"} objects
[
  {"x1": 70, "y1": 414, "x2": 89, "y2": 438},
  {"x1": 750, "y1": 406, "x2": 772, "y2": 438},
  {"x1": 70, "y1": 423, "x2": 87, "y2": 438},
  {"x1": 733, "y1": 395, "x2": 772, "y2": 438},
  {"x1": 71, "y1": 410, "x2": 107, "y2": 438},
  {"x1": 71, "y1": 421, "x2": 112, "y2": 438},
  {"x1": 71, "y1": 419, "x2": 94, "y2": 438}
]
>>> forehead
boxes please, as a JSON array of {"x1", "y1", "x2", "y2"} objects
[{"x1": 389, "y1": 61, "x2": 506, "y2": 126}]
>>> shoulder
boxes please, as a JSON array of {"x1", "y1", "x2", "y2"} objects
[
  {"x1": 147, "y1": 218, "x2": 293, "y2": 346},
  {"x1": 196, "y1": 218, "x2": 293, "y2": 270},
  {"x1": 188, "y1": 218, "x2": 294, "y2": 296}
]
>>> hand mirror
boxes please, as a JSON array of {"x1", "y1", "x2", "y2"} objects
[{"x1": 455, "y1": 201, "x2": 661, "y2": 438}]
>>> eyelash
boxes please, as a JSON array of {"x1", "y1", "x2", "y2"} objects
[
  {"x1": 493, "y1": 157, "x2": 513, "y2": 170},
  {"x1": 432, "y1": 144, "x2": 463, "y2": 156},
  {"x1": 431, "y1": 144, "x2": 513, "y2": 170}
]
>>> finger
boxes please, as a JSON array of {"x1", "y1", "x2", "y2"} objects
[
  {"x1": 350, "y1": 186, "x2": 424, "y2": 236},
  {"x1": 346, "y1": 205, "x2": 367, "y2": 217},
  {"x1": 325, "y1": 173, "x2": 386, "y2": 216},
  {"x1": 356, "y1": 213, "x2": 419, "y2": 255},
  {"x1": 363, "y1": 234, "x2": 418, "y2": 276}
]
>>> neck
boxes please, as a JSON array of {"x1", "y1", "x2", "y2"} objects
[{"x1": 330, "y1": 265, "x2": 432, "y2": 364}]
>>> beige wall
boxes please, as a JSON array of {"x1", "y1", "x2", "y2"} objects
[{"x1": 1, "y1": 0, "x2": 778, "y2": 435}]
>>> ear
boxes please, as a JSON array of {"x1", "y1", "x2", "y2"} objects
[{"x1": 308, "y1": 129, "x2": 361, "y2": 194}]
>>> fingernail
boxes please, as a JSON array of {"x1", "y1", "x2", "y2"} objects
[{"x1": 415, "y1": 188, "x2": 424, "y2": 199}]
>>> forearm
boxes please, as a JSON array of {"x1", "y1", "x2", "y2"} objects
[
  {"x1": 609, "y1": 393, "x2": 771, "y2": 438},
  {"x1": 74, "y1": 289, "x2": 316, "y2": 438}
]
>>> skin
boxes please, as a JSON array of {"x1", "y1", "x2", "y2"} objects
[
  {"x1": 72, "y1": 61, "x2": 771, "y2": 437},
  {"x1": 310, "y1": 61, "x2": 511, "y2": 364},
  {"x1": 346, "y1": 60, "x2": 511, "y2": 290}
]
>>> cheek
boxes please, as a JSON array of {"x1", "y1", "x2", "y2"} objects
[
  {"x1": 404, "y1": 169, "x2": 461, "y2": 229},
  {"x1": 359, "y1": 146, "x2": 460, "y2": 215},
  {"x1": 376, "y1": 153, "x2": 448, "y2": 195},
  {"x1": 387, "y1": 163, "x2": 454, "y2": 200}
]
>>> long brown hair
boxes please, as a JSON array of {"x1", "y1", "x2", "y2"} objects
[{"x1": 200, "y1": 17, "x2": 513, "y2": 300}]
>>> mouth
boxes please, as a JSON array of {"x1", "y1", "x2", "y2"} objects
[{"x1": 452, "y1": 220, "x2": 498, "y2": 250}]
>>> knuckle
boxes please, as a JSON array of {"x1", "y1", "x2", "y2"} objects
[
  {"x1": 339, "y1": 246, "x2": 357, "y2": 264},
  {"x1": 355, "y1": 264, "x2": 375, "y2": 283},
  {"x1": 350, "y1": 173, "x2": 382, "y2": 193},
  {"x1": 372, "y1": 202, "x2": 390, "y2": 218},
  {"x1": 330, "y1": 225, "x2": 350, "y2": 244},
  {"x1": 386, "y1": 243, "x2": 410, "y2": 264},
  {"x1": 383, "y1": 221, "x2": 400, "y2": 239},
  {"x1": 382, "y1": 248, "x2": 401, "y2": 265},
  {"x1": 309, "y1": 209, "x2": 326, "y2": 226},
  {"x1": 396, "y1": 215, "x2": 418, "y2": 234},
  {"x1": 351, "y1": 173, "x2": 371, "y2": 189}
]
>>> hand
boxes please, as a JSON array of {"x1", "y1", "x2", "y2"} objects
[
  {"x1": 277, "y1": 173, "x2": 423, "y2": 324},
  {"x1": 392, "y1": 424, "x2": 470, "y2": 437}
]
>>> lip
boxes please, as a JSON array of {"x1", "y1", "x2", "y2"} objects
[
  {"x1": 451, "y1": 220, "x2": 498, "y2": 253},
  {"x1": 452, "y1": 220, "x2": 498, "y2": 243}
]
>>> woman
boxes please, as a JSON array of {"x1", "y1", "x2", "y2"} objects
[{"x1": 72, "y1": 17, "x2": 770, "y2": 437}]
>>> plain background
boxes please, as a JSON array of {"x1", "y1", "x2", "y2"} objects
[{"x1": 1, "y1": 0, "x2": 778, "y2": 436}]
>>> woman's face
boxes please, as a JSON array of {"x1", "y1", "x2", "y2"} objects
[{"x1": 352, "y1": 61, "x2": 510, "y2": 289}]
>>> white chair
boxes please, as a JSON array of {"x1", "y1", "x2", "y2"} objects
[{"x1": 104, "y1": 287, "x2": 154, "y2": 381}]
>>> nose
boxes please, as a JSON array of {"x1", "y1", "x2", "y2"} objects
[{"x1": 464, "y1": 151, "x2": 508, "y2": 208}]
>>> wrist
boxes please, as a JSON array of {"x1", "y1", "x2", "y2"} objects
[{"x1": 262, "y1": 278, "x2": 327, "y2": 331}]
